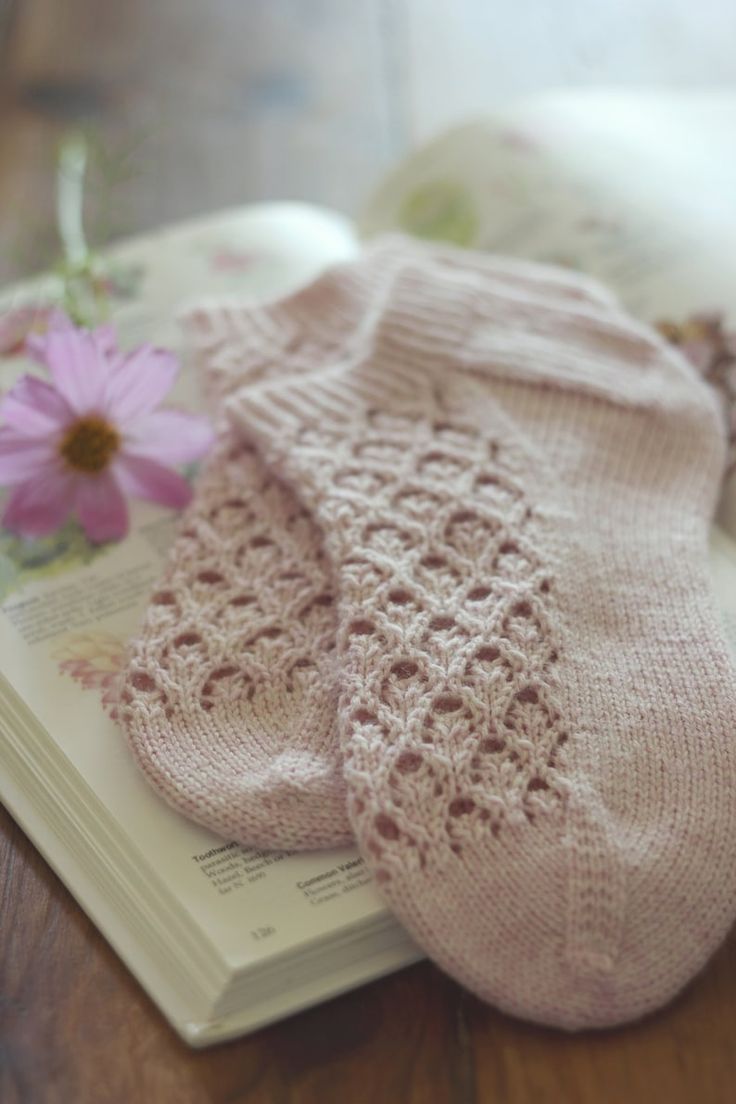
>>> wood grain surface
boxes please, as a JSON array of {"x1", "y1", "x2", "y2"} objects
[{"x1": 2, "y1": 3, "x2": 736, "y2": 1102}]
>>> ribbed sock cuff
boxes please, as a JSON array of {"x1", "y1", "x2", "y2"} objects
[
  {"x1": 226, "y1": 353, "x2": 430, "y2": 455},
  {"x1": 213, "y1": 234, "x2": 723, "y2": 452}
]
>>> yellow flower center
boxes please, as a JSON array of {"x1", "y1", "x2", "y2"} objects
[{"x1": 59, "y1": 415, "x2": 120, "y2": 474}]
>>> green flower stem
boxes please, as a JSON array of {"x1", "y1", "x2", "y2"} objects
[
  {"x1": 55, "y1": 133, "x2": 109, "y2": 327},
  {"x1": 57, "y1": 133, "x2": 89, "y2": 269}
]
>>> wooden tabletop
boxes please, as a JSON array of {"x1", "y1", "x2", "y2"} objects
[{"x1": 2, "y1": 3, "x2": 736, "y2": 1101}]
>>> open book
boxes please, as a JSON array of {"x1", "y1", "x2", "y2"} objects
[{"x1": 2, "y1": 89, "x2": 736, "y2": 1047}]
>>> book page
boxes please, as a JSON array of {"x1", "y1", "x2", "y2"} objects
[
  {"x1": 0, "y1": 204, "x2": 408, "y2": 976},
  {"x1": 359, "y1": 89, "x2": 736, "y2": 532}
]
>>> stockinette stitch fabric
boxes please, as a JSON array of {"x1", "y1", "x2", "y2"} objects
[{"x1": 224, "y1": 238, "x2": 736, "y2": 1030}]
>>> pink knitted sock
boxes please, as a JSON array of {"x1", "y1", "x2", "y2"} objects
[
  {"x1": 226, "y1": 242, "x2": 736, "y2": 1028},
  {"x1": 118, "y1": 427, "x2": 350, "y2": 850},
  {"x1": 117, "y1": 262, "x2": 403, "y2": 850}
]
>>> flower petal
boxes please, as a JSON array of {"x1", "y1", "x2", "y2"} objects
[
  {"x1": 90, "y1": 323, "x2": 118, "y2": 359},
  {"x1": 30, "y1": 315, "x2": 122, "y2": 373},
  {"x1": 105, "y1": 346, "x2": 179, "y2": 423},
  {"x1": 123, "y1": 408, "x2": 214, "y2": 465},
  {"x1": 43, "y1": 327, "x2": 111, "y2": 415},
  {"x1": 0, "y1": 429, "x2": 58, "y2": 485},
  {"x1": 2, "y1": 468, "x2": 77, "y2": 538},
  {"x1": 0, "y1": 304, "x2": 52, "y2": 357},
  {"x1": 0, "y1": 374, "x2": 74, "y2": 436},
  {"x1": 113, "y1": 454, "x2": 193, "y2": 510},
  {"x1": 25, "y1": 309, "x2": 108, "y2": 359},
  {"x1": 74, "y1": 471, "x2": 129, "y2": 543}
]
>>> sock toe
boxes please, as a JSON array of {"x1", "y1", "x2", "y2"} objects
[{"x1": 380, "y1": 780, "x2": 736, "y2": 1030}]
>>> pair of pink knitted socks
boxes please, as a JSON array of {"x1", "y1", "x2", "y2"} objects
[{"x1": 119, "y1": 238, "x2": 736, "y2": 1029}]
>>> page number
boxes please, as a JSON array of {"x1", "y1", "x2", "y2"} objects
[{"x1": 250, "y1": 926, "x2": 276, "y2": 941}]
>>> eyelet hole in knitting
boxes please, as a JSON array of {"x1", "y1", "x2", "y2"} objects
[
  {"x1": 448, "y1": 796, "x2": 475, "y2": 817},
  {"x1": 131, "y1": 672, "x2": 156, "y2": 693},
  {"x1": 388, "y1": 588, "x2": 412, "y2": 605},
  {"x1": 429, "y1": 615, "x2": 455, "y2": 632},
  {"x1": 250, "y1": 535, "x2": 275, "y2": 549},
  {"x1": 421, "y1": 554, "x2": 447, "y2": 570},
  {"x1": 375, "y1": 814, "x2": 400, "y2": 841},
  {"x1": 151, "y1": 590, "x2": 176, "y2": 606},
  {"x1": 348, "y1": 619, "x2": 376, "y2": 636},
  {"x1": 353, "y1": 708, "x2": 379, "y2": 725},
  {"x1": 292, "y1": 657, "x2": 314, "y2": 670},
  {"x1": 528, "y1": 776, "x2": 550, "y2": 793},
  {"x1": 467, "y1": 586, "x2": 492, "y2": 602},
  {"x1": 197, "y1": 570, "x2": 224, "y2": 585},
  {"x1": 390, "y1": 660, "x2": 419, "y2": 681},
  {"x1": 250, "y1": 626, "x2": 283, "y2": 644},
  {"x1": 174, "y1": 632, "x2": 202, "y2": 647},
  {"x1": 396, "y1": 750, "x2": 423, "y2": 773},
  {"x1": 210, "y1": 666, "x2": 238, "y2": 680},
  {"x1": 229, "y1": 594, "x2": 256, "y2": 607},
  {"x1": 434, "y1": 695, "x2": 463, "y2": 715},
  {"x1": 448, "y1": 509, "x2": 477, "y2": 525},
  {"x1": 476, "y1": 645, "x2": 500, "y2": 663}
]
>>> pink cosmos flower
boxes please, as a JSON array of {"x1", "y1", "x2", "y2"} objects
[{"x1": 0, "y1": 314, "x2": 213, "y2": 542}]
